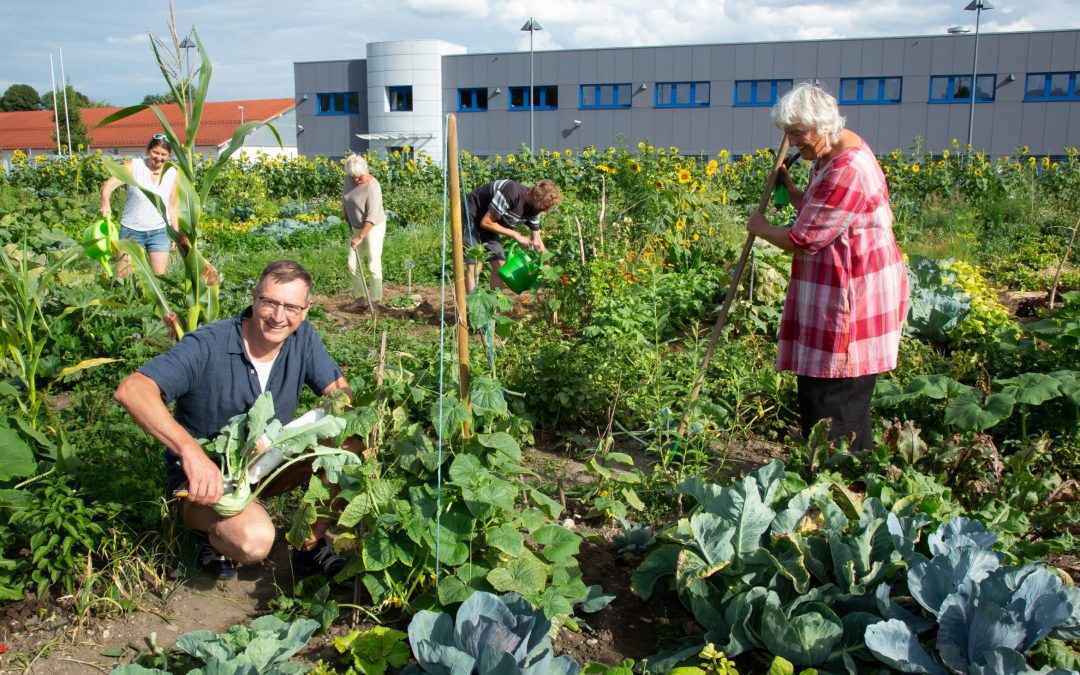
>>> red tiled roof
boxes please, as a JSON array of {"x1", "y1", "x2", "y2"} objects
[{"x1": 0, "y1": 98, "x2": 295, "y2": 151}]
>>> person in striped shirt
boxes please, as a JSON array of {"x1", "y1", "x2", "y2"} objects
[
  {"x1": 461, "y1": 179, "x2": 561, "y2": 292},
  {"x1": 748, "y1": 83, "x2": 909, "y2": 451}
]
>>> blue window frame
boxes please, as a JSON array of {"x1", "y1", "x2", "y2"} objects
[
  {"x1": 387, "y1": 86, "x2": 413, "y2": 112},
  {"x1": 734, "y1": 80, "x2": 792, "y2": 107},
  {"x1": 1024, "y1": 72, "x2": 1080, "y2": 101},
  {"x1": 656, "y1": 81, "x2": 710, "y2": 108},
  {"x1": 929, "y1": 74, "x2": 995, "y2": 103},
  {"x1": 580, "y1": 83, "x2": 632, "y2": 109},
  {"x1": 839, "y1": 77, "x2": 902, "y2": 104},
  {"x1": 316, "y1": 92, "x2": 358, "y2": 116},
  {"x1": 458, "y1": 88, "x2": 489, "y2": 112},
  {"x1": 508, "y1": 85, "x2": 558, "y2": 111}
]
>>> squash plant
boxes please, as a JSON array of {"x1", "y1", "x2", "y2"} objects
[{"x1": 296, "y1": 355, "x2": 601, "y2": 627}]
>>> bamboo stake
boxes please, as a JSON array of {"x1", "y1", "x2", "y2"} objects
[
  {"x1": 574, "y1": 216, "x2": 587, "y2": 267},
  {"x1": 1049, "y1": 212, "x2": 1080, "y2": 310},
  {"x1": 447, "y1": 115, "x2": 472, "y2": 435},
  {"x1": 676, "y1": 136, "x2": 790, "y2": 438},
  {"x1": 598, "y1": 174, "x2": 606, "y2": 253}
]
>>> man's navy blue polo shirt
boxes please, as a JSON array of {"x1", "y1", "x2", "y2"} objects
[{"x1": 139, "y1": 307, "x2": 342, "y2": 445}]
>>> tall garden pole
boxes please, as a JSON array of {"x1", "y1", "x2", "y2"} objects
[
  {"x1": 447, "y1": 115, "x2": 472, "y2": 427},
  {"x1": 48, "y1": 54, "x2": 61, "y2": 156},
  {"x1": 677, "y1": 135, "x2": 790, "y2": 438},
  {"x1": 59, "y1": 48, "x2": 73, "y2": 154}
]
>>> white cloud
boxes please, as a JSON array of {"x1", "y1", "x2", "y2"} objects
[
  {"x1": 402, "y1": 0, "x2": 490, "y2": 18},
  {"x1": 105, "y1": 33, "x2": 150, "y2": 46}
]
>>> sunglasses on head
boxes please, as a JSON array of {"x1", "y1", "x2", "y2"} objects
[{"x1": 152, "y1": 133, "x2": 167, "y2": 141}]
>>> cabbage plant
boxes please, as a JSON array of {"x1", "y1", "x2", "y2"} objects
[
  {"x1": 202, "y1": 390, "x2": 352, "y2": 516},
  {"x1": 404, "y1": 591, "x2": 580, "y2": 674},
  {"x1": 864, "y1": 517, "x2": 1080, "y2": 674}
]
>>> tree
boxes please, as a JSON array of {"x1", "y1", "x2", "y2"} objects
[
  {"x1": 141, "y1": 92, "x2": 178, "y2": 105},
  {"x1": 0, "y1": 84, "x2": 41, "y2": 111},
  {"x1": 41, "y1": 86, "x2": 110, "y2": 110}
]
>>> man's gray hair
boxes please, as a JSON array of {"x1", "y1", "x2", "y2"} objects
[
  {"x1": 345, "y1": 154, "x2": 370, "y2": 178},
  {"x1": 772, "y1": 82, "x2": 846, "y2": 143}
]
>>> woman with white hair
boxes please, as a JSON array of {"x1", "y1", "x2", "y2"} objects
[
  {"x1": 342, "y1": 154, "x2": 387, "y2": 312},
  {"x1": 747, "y1": 82, "x2": 908, "y2": 451}
]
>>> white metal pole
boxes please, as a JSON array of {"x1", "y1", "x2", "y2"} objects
[
  {"x1": 529, "y1": 29, "x2": 534, "y2": 153},
  {"x1": 59, "y1": 47, "x2": 73, "y2": 154},
  {"x1": 49, "y1": 54, "x2": 62, "y2": 155},
  {"x1": 967, "y1": 7, "x2": 981, "y2": 151}
]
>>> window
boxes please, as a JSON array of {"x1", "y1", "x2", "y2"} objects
[
  {"x1": 458, "y1": 88, "x2": 489, "y2": 112},
  {"x1": 315, "y1": 92, "x2": 358, "y2": 116},
  {"x1": 580, "y1": 83, "x2": 633, "y2": 109},
  {"x1": 508, "y1": 85, "x2": 558, "y2": 110},
  {"x1": 839, "y1": 77, "x2": 902, "y2": 104},
  {"x1": 1024, "y1": 72, "x2": 1080, "y2": 101},
  {"x1": 656, "y1": 81, "x2": 710, "y2": 107},
  {"x1": 734, "y1": 80, "x2": 792, "y2": 107},
  {"x1": 387, "y1": 86, "x2": 413, "y2": 112},
  {"x1": 929, "y1": 75, "x2": 995, "y2": 102}
]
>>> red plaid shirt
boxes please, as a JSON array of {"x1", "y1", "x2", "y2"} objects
[{"x1": 777, "y1": 142, "x2": 908, "y2": 378}]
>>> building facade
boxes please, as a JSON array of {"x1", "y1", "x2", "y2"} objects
[{"x1": 294, "y1": 29, "x2": 1080, "y2": 160}]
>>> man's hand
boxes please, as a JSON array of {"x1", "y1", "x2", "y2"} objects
[
  {"x1": 514, "y1": 233, "x2": 534, "y2": 250},
  {"x1": 100, "y1": 205, "x2": 111, "y2": 218},
  {"x1": 351, "y1": 234, "x2": 364, "y2": 249},
  {"x1": 182, "y1": 449, "x2": 226, "y2": 505},
  {"x1": 531, "y1": 232, "x2": 545, "y2": 254}
]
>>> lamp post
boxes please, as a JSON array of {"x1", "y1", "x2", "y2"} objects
[
  {"x1": 238, "y1": 105, "x2": 244, "y2": 126},
  {"x1": 179, "y1": 36, "x2": 195, "y2": 104},
  {"x1": 520, "y1": 17, "x2": 542, "y2": 153},
  {"x1": 952, "y1": 0, "x2": 992, "y2": 152}
]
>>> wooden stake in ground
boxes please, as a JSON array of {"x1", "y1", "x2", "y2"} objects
[
  {"x1": 447, "y1": 115, "x2": 472, "y2": 436},
  {"x1": 676, "y1": 135, "x2": 791, "y2": 438},
  {"x1": 1049, "y1": 212, "x2": 1080, "y2": 310}
]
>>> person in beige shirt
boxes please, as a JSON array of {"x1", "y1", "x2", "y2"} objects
[{"x1": 342, "y1": 154, "x2": 387, "y2": 312}]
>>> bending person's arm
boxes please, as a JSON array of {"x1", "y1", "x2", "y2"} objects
[
  {"x1": 478, "y1": 211, "x2": 533, "y2": 249},
  {"x1": 114, "y1": 372, "x2": 224, "y2": 505}
]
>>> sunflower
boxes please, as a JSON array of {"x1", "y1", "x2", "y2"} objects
[{"x1": 677, "y1": 168, "x2": 692, "y2": 184}]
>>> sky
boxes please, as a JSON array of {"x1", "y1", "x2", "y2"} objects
[{"x1": 2, "y1": 1, "x2": 1078, "y2": 107}]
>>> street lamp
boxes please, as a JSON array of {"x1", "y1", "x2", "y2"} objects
[
  {"x1": 238, "y1": 105, "x2": 244, "y2": 126},
  {"x1": 956, "y1": 0, "x2": 992, "y2": 152},
  {"x1": 179, "y1": 36, "x2": 195, "y2": 104},
  {"x1": 520, "y1": 17, "x2": 543, "y2": 153}
]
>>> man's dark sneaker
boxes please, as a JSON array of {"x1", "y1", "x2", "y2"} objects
[
  {"x1": 199, "y1": 542, "x2": 237, "y2": 581},
  {"x1": 292, "y1": 538, "x2": 346, "y2": 578}
]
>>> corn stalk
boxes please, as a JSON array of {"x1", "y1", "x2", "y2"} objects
[{"x1": 93, "y1": 18, "x2": 282, "y2": 338}]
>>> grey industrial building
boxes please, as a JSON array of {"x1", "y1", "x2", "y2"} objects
[{"x1": 293, "y1": 29, "x2": 1080, "y2": 162}]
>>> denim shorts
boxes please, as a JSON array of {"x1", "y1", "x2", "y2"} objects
[{"x1": 120, "y1": 226, "x2": 171, "y2": 253}]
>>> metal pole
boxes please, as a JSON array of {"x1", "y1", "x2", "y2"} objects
[
  {"x1": 59, "y1": 48, "x2": 73, "y2": 154},
  {"x1": 49, "y1": 54, "x2": 62, "y2": 155},
  {"x1": 967, "y1": 6, "x2": 981, "y2": 151},
  {"x1": 529, "y1": 28, "x2": 534, "y2": 153}
]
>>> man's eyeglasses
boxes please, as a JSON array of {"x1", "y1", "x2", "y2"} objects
[{"x1": 256, "y1": 295, "x2": 308, "y2": 318}]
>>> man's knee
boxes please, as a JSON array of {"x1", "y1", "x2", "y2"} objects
[{"x1": 212, "y1": 516, "x2": 276, "y2": 565}]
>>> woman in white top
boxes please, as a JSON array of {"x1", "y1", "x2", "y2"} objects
[{"x1": 100, "y1": 134, "x2": 180, "y2": 276}]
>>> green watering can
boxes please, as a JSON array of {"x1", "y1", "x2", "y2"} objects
[
  {"x1": 81, "y1": 216, "x2": 118, "y2": 277},
  {"x1": 497, "y1": 243, "x2": 543, "y2": 294}
]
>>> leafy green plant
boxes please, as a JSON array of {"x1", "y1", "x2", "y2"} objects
[
  {"x1": 864, "y1": 517, "x2": 1080, "y2": 674},
  {"x1": 403, "y1": 591, "x2": 581, "y2": 674},
  {"x1": 201, "y1": 390, "x2": 353, "y2": 516},
  {"x1": 0, "y1": 237, "x2": 117, "y2": 428},
  {"x1": 331, "y1": 626, "x2": 410, "y2": 675},
  {"x1": 5, "y1": 474, "x2": 123, "y2": 598},
  {"x1": 582, "y1": 436, "x2": 646, "y2": 524},
  {"x1": 113, "y1": 615, "x2": 320, "y2": 674}
]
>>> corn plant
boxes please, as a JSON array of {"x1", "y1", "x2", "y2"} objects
[
  {"x1": 94, "y1": 19, "x2": 281, "y2": 338},
  {"x1": 0, "y1": 238, "x2": 117, "y2": 430}
]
